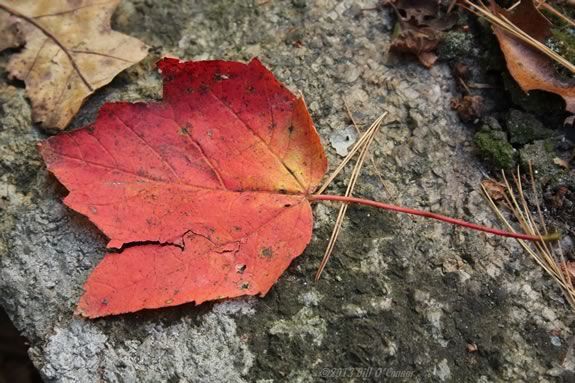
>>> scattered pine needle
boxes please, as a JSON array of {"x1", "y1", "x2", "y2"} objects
[
  {"x1": 343, "y1": 98, "x2": 361, "y2": 137},
  {"x1": 343, "y1": 100, "x2": 394, "y2": 199},
  {"x1": 315, "y1": 113, "x2": 386, "y2": 280},
  {"x1": 482, "y1": 164, "x2": 575, "y2": 310},
  {"x1": 536, "y1": 0, "x2": 575, "y2": 29},
  {"x1": 316, "y1": 112, "x2": 388, "y2": 195}
]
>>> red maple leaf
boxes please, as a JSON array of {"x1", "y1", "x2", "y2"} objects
[
  {"x1": 39, "y1": 58, "x2": 327, "y2": 318},
  {"x1": 39, "y1": 58, "x2": 545, "y2": 319}
]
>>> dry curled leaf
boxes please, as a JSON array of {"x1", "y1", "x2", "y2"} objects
[
  {"x1": 549, "y1": 186, "x2": 569, "y2": 208},
  {"x1": 391, "y1": 23, "x2": 442, "y2": 67},
  {"x1": 553, "y1": 157, "x2": 570, "y2": 169},
  {"x1": 0, "y1": 0, "x2": 149, "y2": 129},
  {"x1": 451, "y1": 95, "x2": 484, "y2": 121},
  {"x1": 383, "y1": 0, "x2": 439, "y2": 24},
  {"x1": 384, "y1": 0, "x2": 457, "y2": 67},
  {"x1": 490, "y1": 0, "x2": 575, "y2": 112},
  {"x1": 39, "y1": 58, "x2": 327, "y2": 318},
  {"x1": 0, "y1": 9, "x2": 22, "y2": 51},
  {"x1": 481, "y1": 179, "x2": 507, "y2": 201}
]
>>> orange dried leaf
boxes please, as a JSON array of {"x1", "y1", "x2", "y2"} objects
[
  {"x1": 38, "y1": 58, "x2": 327, "y2": 317},
  {"x1": 490, "y1": 0, "x2": 575, "y2": 112},
  {"x1": 481, "y1": 179, "x2": 507, "y2": 201}
]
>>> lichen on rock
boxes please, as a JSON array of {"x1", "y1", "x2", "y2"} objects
[{"x1": 474, "y1": 128, "x2": 516, "y2": 169}]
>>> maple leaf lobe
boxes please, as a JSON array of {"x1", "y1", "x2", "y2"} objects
[{"x1": 39, "y1": 58, "x2": 327, "y2": 317}]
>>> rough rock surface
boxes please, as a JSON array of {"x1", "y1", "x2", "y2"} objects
[{"x1": 1, "y1": 1, "x2": 573, "y2": 382}]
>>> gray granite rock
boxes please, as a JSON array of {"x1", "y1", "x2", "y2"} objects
[{"x1": 1, "y1": 0, "x2": 573, "y2": 382}]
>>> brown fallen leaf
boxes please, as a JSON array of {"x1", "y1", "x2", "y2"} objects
[
  {"x1": 384, "y1": 0, "x2": 457, "y2": 68},
  {"x1": 553, "y1": 157, "x2": 570, "y2": 169},
  {"x1": 454, "y1": 62, "x2": 470, "y2": 79},
  {"x1": 481, "y1": 179, "x2": 507, "y2": 201},
  {"x1": 489, "y1": 0, "x2": 575, "y2": 113},
  {"x1": 0, "y1": 9, "x2": 22, "y2": 51},
  {"x1": 0, "y1": 0, "x2": 148, "y2": 129},
  {"x1": 451, "y1": 94, "x2": 484, "y2": 121},
  {"x1": 549, "y1": 185, "x2": 569, "y2": 208},
  {"x1": 391, "y1": 23, "x2": 442, "y2": 67},
  {"x1": 383, "y1": 0, "x2": 438, "y2": 24}
]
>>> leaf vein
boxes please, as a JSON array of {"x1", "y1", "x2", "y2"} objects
[
  {"x1": 206, "y1": 89, "x2": 306, "y2": 191},
  {"x1": 112, "y1": 112, "x2": 183, "y2": 184}
]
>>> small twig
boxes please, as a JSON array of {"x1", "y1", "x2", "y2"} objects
[
  {"x1": 458, "y1": 77, "x2": 473, "y2": 95},
  {"x1": 508, "y1": 1, "x2": 522, "y2": 11},
  {"x1": 310, "y1": 194, "x2": 553, "y2": 241},
  {"x1": 343, "y1": 98, "x2": 361, "y2": 136},
  {"x1": 467, "y1": 82, "x2": 495, "y2": 89}
]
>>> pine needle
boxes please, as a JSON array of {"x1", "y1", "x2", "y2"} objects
[
  {"x1": 343, "y1": 98, "x2": 361, "y2": 136},
  {"x1": 481, "y1": 165, "x2": 575, "y2": 311},
  {"x1": 316, "y1": 112, "x2": 388, "y2": 195},
  {"x1": 536, "y1": 0, "x2": 575, "y2": 29},
  {"x1": 343, "y1": 100, "x2": 394, "y2": 199},
  {"x1": 315, "y1": 113, "x2": 386, "y2": 280}
]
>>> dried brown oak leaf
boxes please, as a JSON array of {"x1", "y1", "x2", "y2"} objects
[
  {"x1": 383, "y1": 0, "x2": 439, "y2": 24},
  {"x1": 391, "y1": 22, "x2": 443, "y2": 68},
  {"x1": 0, "y1": 9, "x2": 22, "y2": 51},
  {"x1": 0, "y1": 0, "x2": 148, "y2": 129},
  {"x1": 481, "y1": 179, "x2": 507, "y2": 201},
  {"x1": 384, "y1": 0, "x2": 456, "y2": 68},
  {"x1": 451, "y1": 95, "x2": 484, "y2": 121},
  {"x1": 490, "y1": 0, "x2": 575, "y2": 112}
]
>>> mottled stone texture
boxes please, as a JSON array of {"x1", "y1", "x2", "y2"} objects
[{"x1": 0, "y1": 1, "x2": 573, "y2": 382}]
